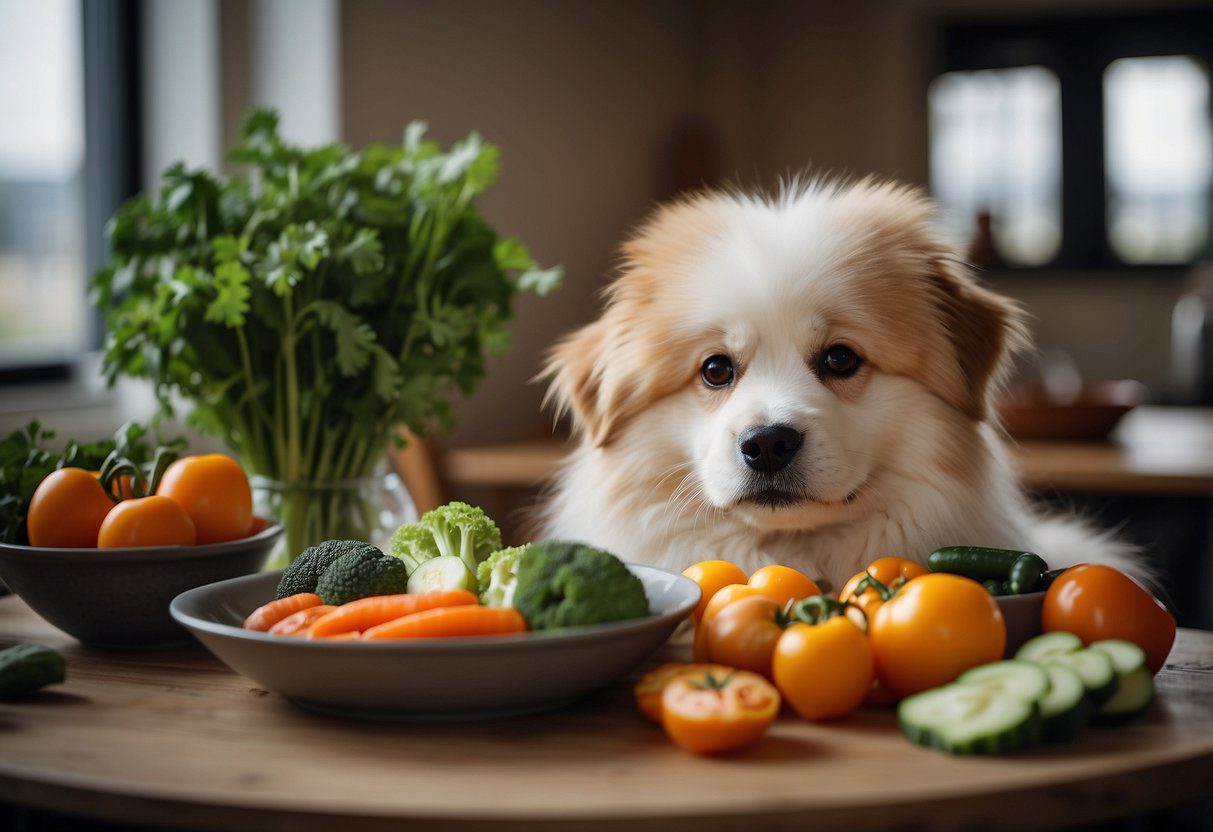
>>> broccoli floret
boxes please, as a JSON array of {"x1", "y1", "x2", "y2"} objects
[
  {"x1": 314, "y1": 549, "x2": 409, "y2": 606},
  {"x1": 389, "y1": 501, "x2": 501, "y2": 575},
  {"x1": 478, "y1": 545, "x2": 530, "y2": 608},
  {"x1": 512, "y1": 541, "x2": 649, "y2": 630},
  {"x1": 275, "y1": 539, "x2": 383, "y2": 599}
]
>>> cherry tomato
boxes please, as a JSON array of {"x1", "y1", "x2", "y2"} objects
[
  {"x1": 839, "y1": 557, "x2": 927, "y2": 602},
  {"x1": 692, "y1": 583, "x2": 762, "y2": 661},
  {"x1": 748, "y1": 564, "x2": 822, "y2": 609},
  {"x1": 703, "y1": 595, "x2": 787, "y2": 677},
  {"x1": 661, "y1": 669, "x2": 780, "y2": 755},
  {"x1": 870, "y1": 573, "x2": 1005, "y2": 698},
  {"x1": 97, "y1": 495, "x2": 197, "y2": 548},
  {"x1": 1043, "y1": 564, "x2": 1176, "y2": 674},
  {"x1": 156, "y1": 454, "x2": 253, "y2": 544},
  {"x1": 682, "y1": 560, "x2": 748, "y2": 622},
  {"x1": 26, "y1": 468, "x2": 116, "y2": 548},
  {"x1": 633, "y1": 662, "x2": 735, "y2": 723},
  {"x1": 773, "y1": 617, "x2": 874, "y2": 721}
]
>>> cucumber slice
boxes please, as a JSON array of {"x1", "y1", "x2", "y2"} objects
[
  {"x1": 406, "y1": 556, "x2": 477, "y2": 594},
  {"x1": 1036, "y1": 663, "x2": 1091, "y2": 742},
  {"x1": 899, "y1": 683, "x2": 1041, "y2": 755},
  {"x1": 957, "y1": 660, "x2": 1050, "y2": 704},
  {"x1": 1045, "y1": 649, "x2": 1118, "y2": 708},
  {"x1": 1088, "y1": 639, "x2": 1147, "y2": 675},
  {"x1": 1094, "y1": 666, "x2": 1154, "y2": 725},
  {"x1": 1015, "y1": 631, "x2": 1083, "y2": 663}
]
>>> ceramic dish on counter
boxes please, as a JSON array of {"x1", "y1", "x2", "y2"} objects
[
  {"x1": 0, "y1": 520, "x2": 281, "y2": 648},
  {"x1": 171, "y1": 564, "x2": 699, "y2": 720}
]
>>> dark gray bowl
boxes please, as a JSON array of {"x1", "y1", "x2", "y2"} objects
[
  {"x1": 171, "y1": 564, "x2": 699, "y2": 720},
  {"x1": 0, "y1": 521, "x2": 281, "y2": 649},
  {"x1": 996, "y1": 591, "x2": 1046, "y2": 657}
]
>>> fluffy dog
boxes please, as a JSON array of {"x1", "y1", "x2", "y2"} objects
[{"x1": 539, "y1": 179, "x2": 1136, "y2": 591}]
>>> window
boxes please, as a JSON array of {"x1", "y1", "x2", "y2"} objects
[
  {"x1": 0, "y1": 0, "x2": 140, "y2": 381},
  {"x1": 0, "y1": 0, "x2": 86, "y2": 369},
  {"x1": 931, "y1": 7, "x2": 1213, "y2": 271}
]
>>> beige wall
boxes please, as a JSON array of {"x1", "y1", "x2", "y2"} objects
[{"x1": 340, "y1": 0, "x2": 1200, "y2": 444}]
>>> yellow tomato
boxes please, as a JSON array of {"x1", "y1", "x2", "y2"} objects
[
  {"x1": 773, "y1": 617, "x2": 873, "y2": 721},
  {"x1": 634, "y1": 663, "x2": 735, "y2": 723},
  {"x1": 96, "y1": 495, "x2": 197, "y2": 548},
  {"x1": 748, "y1": 564, "x2": 821, "y2": 609},
  {"x1": 661, "y1": 669, "x2": 780, "y2": 755},
  {"x1": 870, "y1": 573, "x2": 1005, "y2": 698},
  {"x1": 703, "y1": 595, "x2": 786, "y2": 677},
  {"x1": 682, "y1": 560, "x2": 748, "y2": 622},
  {"x1": 838, "y1": 556, "x2": 928, "y2": 602},
  {"x1": 693, "y1": 583, "x2": 762, "y2": 661},
  {"x1": 26, "y1": 468, "x2": 115, "y2": 548}
]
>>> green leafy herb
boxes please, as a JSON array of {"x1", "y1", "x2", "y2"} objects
[{"x1": 92, "y1": 110, "x2": 560, "y2": 557}]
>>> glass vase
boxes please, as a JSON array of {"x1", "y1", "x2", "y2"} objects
[{"x1": 251, "y1": 466, "x2": 418, "y2": 568}]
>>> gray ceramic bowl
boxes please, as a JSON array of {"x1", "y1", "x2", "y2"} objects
[
  {"x1": 0, "y1": 521, "x2": 281, "y2": 649},
  {"x1": 171, "y1": 564, "x2": 700, "y2": 720},
  {"x1": 996, "y1": 591, "x2": 1046, "y2": 657}
]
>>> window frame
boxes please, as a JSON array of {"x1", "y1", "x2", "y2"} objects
[
  {"x1": 934, "y1": 5, "x2": 1213, "y2": 275},
  {"x1": 0, "y1": 0, "x2": 142, "y2": 386}
]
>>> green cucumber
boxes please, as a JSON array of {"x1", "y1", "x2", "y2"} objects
[
  {"x1": 1039, "y1": 568, "x2": 1067, "y2": 590},
  {"x1": 1008, "y1": 553, "x2": 1048, "y2": 594},
  {"x1": 1094, "y1": 666, "x2": 1154, "y2": 725},
  {"x1": 406, "y1": 556, "x2": 477, "y2": 594},
  {"x1": 0, "y1": 643, "x2": 66, "y2": 699},
  {"x1": 1035, "y1": 663, "x2": 1091, "y2": 742},
  {"x1": 982, "y1": 579, "x2": 1004, "y2": 596},
  {"x1": 927, "y1": 546, "x2": 1044, "y2": 584},
  {"x1": 1016, "y1": 633, "x2": 1117, "y2": 707},
  {"x1": 957, "y1": 660, "x2": 1050, "y2": 703},
  {"x1": 1089, "y1": 640, "x2": 1153, "y2": 725},
  {"x1": 899, "y1": 683, "x2": 1041, "y2": 755}
]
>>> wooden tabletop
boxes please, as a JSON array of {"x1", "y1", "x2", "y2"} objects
[
  {"x1": 2, "y1": 597, "x2": 1213, "y2": 831},
  {"x1": 443, "y1": 407, "x2": 1213, "y2": 496}
]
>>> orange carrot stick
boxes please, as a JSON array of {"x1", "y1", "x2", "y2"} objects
[
  {"x1": 267, "y1": 605, "x2": 337, "y2": 636},
  {"x1": 362, "y1": 606, "x2": 527, "y2": 640},
  {"x1": 307, "y1": 589, "x2": 478, "y2": 639},
  {"x1": 243, "y1": 593, "x2": 323, "y2": 631}
]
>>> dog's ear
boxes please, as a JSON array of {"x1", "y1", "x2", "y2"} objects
[
  {"x1": 542, "y1": 318, "x2": 613, "y2": 445},
  {"x1": 926, "y1": 258, "x2": 1029, "y2": 420}
]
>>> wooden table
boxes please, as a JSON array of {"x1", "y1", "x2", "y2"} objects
[
  {"x1": 443, "y1": 407, "x2": 1213, "y2": 497},
  {"x1": 2, "y1": 597, "x2": 1212, "y2": 831}
]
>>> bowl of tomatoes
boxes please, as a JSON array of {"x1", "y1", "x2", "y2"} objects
[{"x1": 0, "y1": 452, "x2": 281, "y2": 648}]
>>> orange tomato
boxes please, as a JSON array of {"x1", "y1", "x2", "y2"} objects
[
  {"x1": 26, "y1": 468, "x2": 116, "y2": 548},
  {"x1": 747, "y1": 564, "x2": 821, "y2": 609},
  {"x1": 634, "y1": 662, "x2": 735, "y2": 723},
  {"x1": 1043, "y1": 564, "x2": 1176, "y2": 674},
  {"x1": 773, "y1": 617, "x2": 874, "y2": 721},
  {"x1": 703, "y1": 594, "x2": 788, "y2": 677},
  {"x1": 97, "y1": 495, "x2": 197, "y2": 548},
  {"x1": 682, "y1": 560, "x2": 748, "y2": 622},
  {"x1": 693, "y1": 583, "x2": 762, "y2": 661},
  {"x1": 869, "y1": 573, "x2": 1005, "y2": 698},
  {"x1": 661, "y1": 669, "x2": 780, "y2": 755},
  {"x1": 839, "y1": 557, "x2": 927, "y2": 602},
  {"x1": 156, "y1": 454, "x2": 253, "y2": 544}
]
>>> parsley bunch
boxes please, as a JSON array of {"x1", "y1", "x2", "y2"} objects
[{"x1": 92, "y1": 111, "x2": 559, "y2": 556}]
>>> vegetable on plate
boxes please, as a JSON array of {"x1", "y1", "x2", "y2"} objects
[
  {"x1": 25, "y1": 468, "x2": 116, "y2": 549},
  {"x1": 510, "y1": 540, "x2": 649, "y2": 630},
  {"x1": 1041, "y1": 563, "x2": 1176, "y2": 673},
  {"x1": 660, "y1": 669, "x2": 780, "y2": 755},
  {"x1": 746, "y1": 564, "x2": 821, "y2": 609},
  {"x1": 633, "y1": 663, "x2": 735, "y2": 723},
  {"x1": 773, "y1": 597, "x2": 874, "y2": 721},
  {"x1": 927, "y1": 546, "x2": 1050, "y2": 596},
  {"x1": 0, "y1": 643, "x2": 66, "y2": 700},
  {"x1": 156, "y1": 454, "x2": 254, "y2": 544},
  {"x1": 699, "y1": 594, "x2": 788, "y2": 677},
  {"x1": 478, "y1": 545, "x2": 528, "y2": 608},
  {"x1": 244, "y1": 593, "x2": 324, "y2": 632},
  {"x1": 306, "y1": 590, "x2": 478, "y2": 638},
  {"x1": 389, "y1": 502, "x2": 502, "y2": 582},
  {"x1": 315, "y1": 549, "x2": 409, "y2": 606},
  {"x1": 682, "y1": 560, "x2": 748, "y2": 622},
  {"x1": 267, "y1": 605, "x2": 336, "y2": 636},
  {"x1": 276, "y1": 539, "x2": 383, "y2": 599},
  {"x1": 361, "y1": 605, "x2": 527, "y2": 640},
  {"x1": 97, "y1": 495, "x2": 198, "y2": 548}
]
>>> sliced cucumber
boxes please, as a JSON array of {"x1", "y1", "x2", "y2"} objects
[
  {"x1": 1015, "y1": 631, "x2": 1083, "y2": 663},
  {"x1": 899, "y1": 683, "x2": 1041, "y2": 755},
  {"x1": 406, "y1": 556, "x2": 477, "y2": 594},
  {"x1": 1094, "y1": 666, "x2": 1154, "y2": 725},
  {"x1": 1088, "y1": 639, "x2": 1147, "y2": 675},
  {"x1": 1035, "y1": 663, "x2": 1091, "y2": 742},
  {"x1": 957, "y1": 660, "x2": 1050, "y2": 704},
  {"x1": 1046, "y1": 649, "x2": 1118, "y2": 707}
]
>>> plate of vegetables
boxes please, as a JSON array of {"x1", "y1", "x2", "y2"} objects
[{"x1": 170, "y1": 502, "x2": 700, "y2": 719}]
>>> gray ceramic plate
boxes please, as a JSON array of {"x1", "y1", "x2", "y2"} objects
[
  {"x1": 0, "y1": 521, "x2": 281, "y2": 649},
  {"x1": 171, "y1": 564, "x2": 700, "y2": 720},
  {"x1": 996, "y1": 591, "x2": 1045, "y2": 657}
]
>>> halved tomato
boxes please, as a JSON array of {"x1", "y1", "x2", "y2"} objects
[{"x1": 661, "y1": 669, "x2": 780, "y2": 755}]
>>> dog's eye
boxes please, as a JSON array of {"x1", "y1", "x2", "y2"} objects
[
  {"x1": 819, "y1": 344, "x2": 861, "y2": 378},
  {"x1": 700, "y1": 354, "x2": 734, "y2": 388}
]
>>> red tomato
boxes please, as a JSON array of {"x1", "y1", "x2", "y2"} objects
[
  {"x1": 1043, "y1": 564, "x2": 1176, "y2": 674},
  {"x1": 156, "y1": 454, "x2": 253, "y2": 544}
]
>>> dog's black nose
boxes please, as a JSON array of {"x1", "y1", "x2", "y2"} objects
[{"x1": 738, "y1": 424, "x2": 803, "y2": 474}]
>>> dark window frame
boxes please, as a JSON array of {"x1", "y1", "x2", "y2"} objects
[
  {"x1": 0, "y1": 0, "x2": 142, "y2": 386},
  {"x1": 934, "y1": 5, "x2": 1213, "y2": 275}
]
